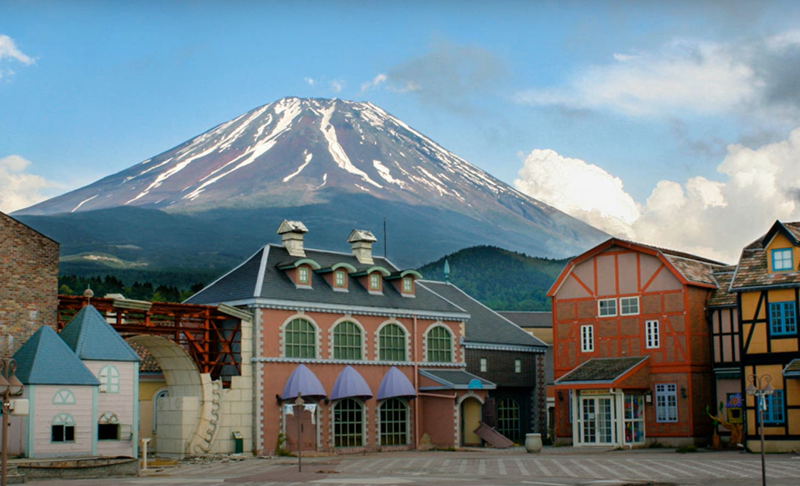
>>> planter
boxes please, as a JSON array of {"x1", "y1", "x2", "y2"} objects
[{"x1": 525, "y1": 433, "x2": 543, "y2": 453}]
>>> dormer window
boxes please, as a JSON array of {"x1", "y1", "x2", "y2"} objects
[
  {"x1": 298, "y1": 266, "x2": 310, "y2": 284},
  {"x1": 772, "y1": 248, "x2": 793, "y2": 271},
  {"x1": 402, "y1": 277, "x2": 413, "y2": 294},
  {"x1": 369, "y1": 273, "x2": 381, "y2": 291},
  {"x1": 334, "y1": 270, "x2": 347, "y2": 288}
]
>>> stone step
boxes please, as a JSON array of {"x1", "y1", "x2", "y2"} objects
[{"x1": 4, "y1": 465, "x2": 26, "y2": 485}]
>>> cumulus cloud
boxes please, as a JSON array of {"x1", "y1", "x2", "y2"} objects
[
  {"x1": 0, "y1": 34, "x2": 34, "y2": 80},
  {"x1": 0, "y1": 155, "x2": 61, "y2": 213},
  {"x1": 514, "y1": 130, "x2": 800, "y2": 262},
  {"x1": 514, "y1": 150, "x2": 640, "y2": 238},
  {"x1": 362, "y1": 39, "x2": 505, "y2": 114},
  {"x1": 514, "y1": 32, "x2": 800, "y2": 122},
  {"x1": 304, "y1": 77, "x2": 315, "y2": 86}
]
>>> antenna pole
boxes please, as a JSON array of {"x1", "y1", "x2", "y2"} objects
[{"x1": 383, "y1": 218, "x2": 387, "y2": 257}]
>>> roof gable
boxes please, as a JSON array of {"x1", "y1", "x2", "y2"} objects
[
  {"x1": 60, "y1": 305, "x2": 140, "y2": 362},
  {"x1": 731, "y1": 220, "x2": 800, "y2": 291},
  {"x1": 12, "y1": 326, "x2": 99, "y2": 386},
  {"x1": 548, "y1": 238, "x2": 727, "y2": 297}
]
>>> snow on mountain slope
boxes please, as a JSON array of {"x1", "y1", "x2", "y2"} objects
[{"x1": 15, "y1": 97, "x2": 608, "y2": 259}]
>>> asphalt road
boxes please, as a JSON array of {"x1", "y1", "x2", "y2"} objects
[{"x1": 20, "y1": 448, "x2": 800, "y2": 486}]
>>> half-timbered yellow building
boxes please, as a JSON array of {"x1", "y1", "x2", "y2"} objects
[{"x1": 730, "y1": 220, "x2": 800, "y2": 452}]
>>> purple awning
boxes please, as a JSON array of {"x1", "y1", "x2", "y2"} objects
[
  {"x1": 377, "y1": 366, "x2": 416, "y2": 400},
  {"x1": 330, "y1": 365, "x2": 373, "y2": 400},
  {"x1": 281, "y1": 364, "x2": 326, "y2": 400}
]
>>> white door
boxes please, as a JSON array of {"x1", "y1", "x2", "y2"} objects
[{"x1": 580, "y1": 396, "x2": 615, "y2": 445}]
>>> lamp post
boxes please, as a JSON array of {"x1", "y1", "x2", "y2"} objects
[
  {"x1": 294, "y1": 393, "x2": 304, "y2": 473},
  {"x1": 746, "y1": 373, "x2": 774, "y2": 486},
  {"x1": 1, "y1": 358, "x2": 24, "y2": 486}
]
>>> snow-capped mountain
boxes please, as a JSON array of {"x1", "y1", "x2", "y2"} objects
[{"x1": 15, "y1": 97, "x2": 607, "y2": 265}]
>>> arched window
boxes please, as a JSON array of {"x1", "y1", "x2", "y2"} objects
[
  {"x1": 51, "y1": 413, "x2": 75, "y2": 443},
  {"x1": 379, "y1": 398, "x2": 408, "y2": 446},
  {"x1": 333, "y1": 398, "x2": 364, "y2": 448},
  {"x1": 98, "y1": 365, "x2": 120, "y2": 394},
  {"x1": 427, "y1": 326, "x2": 452, "y2": 363},
  {"x1": 333, "y1": 321, "x2": 362, "y2": 360},
  {"x1": 98, "y1": 412, "x2": 120, "y2": 441},
  {"x1": 497, "y1": 398, "x2": 521, "y2": 442},
  {"x1": 53, "y1": 389, "x2": 76, "y2": 405},
  {"x1": 379, "y1": 324, "x2": 406, "y2": 362},
  {"x1": 284, "y1": 318, "x2": 316, "y2": 358}
]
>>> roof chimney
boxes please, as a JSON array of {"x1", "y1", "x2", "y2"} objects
[
  {"x1": 277, "y1": 220, "x2": 308, "y2": 257},
  {"x1": 347, "y1": 229, "x2": 377, "y2": 265}
]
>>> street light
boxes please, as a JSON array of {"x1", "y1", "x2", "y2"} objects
[
  {"x1": 294, "y1": 393, "x2": 304, "y2": 473},
  {"x1": 0, "y1": 358, "x2": 24, "y2": 486},
  {"x1": 746, "y1": 373, "x2": 774, "y2": 486}
]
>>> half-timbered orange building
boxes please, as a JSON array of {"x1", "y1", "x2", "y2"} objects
[{"x1": 548, "y1": 239, "x2": 729, "y2": 447}]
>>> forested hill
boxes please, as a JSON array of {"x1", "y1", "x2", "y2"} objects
[{"x1": 417, "y1": 246, "x2": 570, "y2": 311}]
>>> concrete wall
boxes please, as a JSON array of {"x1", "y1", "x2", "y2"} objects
[{"x1": 0, "y1": 212, "x2": 59, "y2": 358}]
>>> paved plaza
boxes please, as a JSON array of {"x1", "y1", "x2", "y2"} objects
[{"x1": 20, "y1": 448, "x2": 800, "y2": 486}]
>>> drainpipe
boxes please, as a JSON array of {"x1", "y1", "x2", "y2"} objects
[{"x1": 414, "y1": 315, "x2": 420, "y2": 450}]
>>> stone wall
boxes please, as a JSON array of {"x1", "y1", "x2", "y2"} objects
[{"x1": 0, "y1": 212, "x2": 59, "y2": 357}]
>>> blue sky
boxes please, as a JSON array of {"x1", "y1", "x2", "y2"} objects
[{"x1": 3, "y1": 1, "x2": 800, "y2": 261}]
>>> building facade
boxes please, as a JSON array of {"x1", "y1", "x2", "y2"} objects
[
  {"x1": 0, "y1": 211, "x2": 59, "y2": 357},
  {"x1": 187, "y1": 221, "x2": 495, "y2": 454},
  {"x1": 420, "y1": 283, "x2": 548, "y2": 445},
  {"x1": 729, "y1": 220, "x2": 800, "y2": 452},
  {"x1": 548, "y1": 238, "x2": 728, "y2": 447}
]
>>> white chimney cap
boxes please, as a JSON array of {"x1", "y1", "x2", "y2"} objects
[
  {"x1": 347, "y1": 229, "x2": 377, "y2": 243},
  {"x1": 277, "y1": 220, "x2": 308, "y2": 235}
]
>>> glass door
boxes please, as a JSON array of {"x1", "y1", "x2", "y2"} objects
[{"x1": 580, "y1": 396, "x2": 615, "y2": 445}]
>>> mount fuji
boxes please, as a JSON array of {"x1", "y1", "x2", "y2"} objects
[{"x1": 15, "y1": 97, "x2": 607, "y2": 270}]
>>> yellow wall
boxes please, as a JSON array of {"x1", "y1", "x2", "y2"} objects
[
  {"x1": 741, "y1": 287, "x2": 799, "y2": 354},
  {"x1": 526, "y1": 328, "x2": 553, "y2": 345},
  {"x1": 138, "y1": 378, "x2": 167, "y2": 451},
  {"x1": 765, "y1": 233, "x2": 800, "y2": 273}
]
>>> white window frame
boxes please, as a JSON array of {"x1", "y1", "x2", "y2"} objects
[
  {"x1": 298, "y1": 266, "x2": 310, "y2": 284},
  {"x1": 98, "y1": 365, "x2": 120, "y2": 394},
  {"x1": 334, "y1": 270, "x2": 346, "y2": 288},
  {"x1": 620, "y1": 297, "x2": 639, "y2": 316},
  {"x1": 514, "y1": 359, "x2": 522, "y2": 373},
  {"x1": 402, "y1": 277, "x2": 413, "y2": 293},
  {"x1": 598, "y1": 299, "x2": 617, "y2": 317},
  {"x1": 369, "y1": 273, "x2": 380, "y2": 291},
  {"x1": 581, "y1": 325, "x2": 594, "y2": 352},
  {"x1": 655, "y1": 384, "x2": 678, "y2": 423},
  {"x1": 645, "y1": 320, "x2": 660, "y2": 349},
  {"x1": 480, "y1": 358, "x2": 487, "y2": 372}
]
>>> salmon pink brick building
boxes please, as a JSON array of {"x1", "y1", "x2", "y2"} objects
[
  {"x1": 186, "y1": 221, "x2": 495, "y2": 454},
  {"x1": 548, "y1": 238, "x2": 729, "y2": 447}
]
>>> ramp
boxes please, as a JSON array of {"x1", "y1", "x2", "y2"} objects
[{"x1": 473, "y1": 421, "x2": 514, "y2": 449}]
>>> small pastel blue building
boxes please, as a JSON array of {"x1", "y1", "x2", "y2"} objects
[{"x1": 11, "y1": 305, "x2": 140, "y2": 459}]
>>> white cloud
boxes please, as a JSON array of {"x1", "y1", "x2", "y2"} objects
[
  {"x1": 514, "y1": 33, "x2": 800, "y2": 120},
  {"x1": 329, "y1": 79, "x2": 345, "y2": 93},
  {"x1": 513, "y1": 149, "x2": 640, "y2": 238},
  {"x1": 304, "y1": 77, "x2": 315, "y2": 86},
  {"x1": 0, "y1": 34, "x2": 34, "y2": 81},
  {"x1": 0, "y1": 155, "x2": 61, "y2": 213},
  {"x1": 0, "y1": 35, "x2": 33, "y2": 65},
  {"x1": 515, "y1": 129, "x2": 800, "y2": 262},
  {"x1": 359, "y1": 73, "x2": 387, "y2": 94}
]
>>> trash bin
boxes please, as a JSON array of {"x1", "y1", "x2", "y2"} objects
[{"x1": 232, "y1": 431, "x2": 243, "y2": 454}]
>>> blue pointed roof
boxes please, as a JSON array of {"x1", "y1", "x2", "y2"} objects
[
  {"x1": 60, "y1": 305, "x2": 140, "y2": 362},
  {"x1": 281, "y1": 364, "x2": 326, "y2": 400},
  {"x1": 331, "y1": 365, "x2": 372, "y2": 400},
  {"x1": 13, "y1": 326, "x2": 100, "y2": 386}
]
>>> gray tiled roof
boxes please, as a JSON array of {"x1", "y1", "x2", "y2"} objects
[
  {"x1": 418, "y1": 281, "x2": 546, "y2": 348},
  {"x1": 186, "y1": 245, "x2": 467, "y2": 317},
  {"x1": 12, "y1": 326, "x2": 99, "y2": 386},
  {"x1": 730, "y1": 221, "x2": 800, "y2": 291},
  {"x1": 498, "y1": 311, "x2": 553, "y2": 329},
  {"x1": 60, "y1": 305, "x2": 140, "y2": 362},
  {"x1": 419, "y1": 369, "x2": 496, "y2": 389},
  {"x1": 783, "y1": 359, "x2": 800, "y2": 378},
  {"x1": 555, "y1": 356, "x2": 648, "y2": 384}
]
